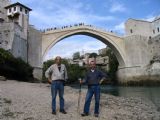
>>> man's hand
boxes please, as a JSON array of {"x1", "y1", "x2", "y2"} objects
[
  {"x1": 80, "y1": 80, "x2": 83, "y2": 84},
  {"x1": 78, "y1": 78, "x2": 83, "y2": 84},
  {"x1": 99, "y1": 78, "x2": 105, "y2": 84},
  {"x1": 48, "y1": 79, "x2": 52, "y2": 84}
]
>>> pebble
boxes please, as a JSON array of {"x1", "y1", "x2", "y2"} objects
[{"x1": 0, "y1": 80, "x2": 160, "y2": 120}]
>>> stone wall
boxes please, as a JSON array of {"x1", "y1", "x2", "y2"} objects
[
  {"x1": 11, "y1": 34, "x2": 27, "y2": 62},
  {"x1": 151, "y1": 18, "x2": 160, "y2": 37},
  {"x1": 118, "y1": 34, "x2": 160, "y2": 83},
  {"x1": 0, "y1": 23, "x2": 14, "y2": 50},
  {"x1": 0, "y1": 0, "x2": 10, "y2": 22},
  {"x1": 125, "y1": 18, "x2": 160, "y2": 38},
  {"x1": 124, "y1": 35, "x2": 150, "y2": 67},
  {"x1": 125, "y1": 19, "x2": 152, "y2": 37},
  {"x1": 28, "y1": 25, "x2": 42, "y2": 80}
]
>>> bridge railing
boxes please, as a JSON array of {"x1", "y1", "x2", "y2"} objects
[{"x1": 40, "y1": 23, "x2": 119, "y2": 35}]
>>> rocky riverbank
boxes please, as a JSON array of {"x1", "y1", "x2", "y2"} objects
[{"x1": 0, "y1": 80, "x2": 160, "y2": 120}]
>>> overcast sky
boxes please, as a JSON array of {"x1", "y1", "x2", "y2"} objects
[{"x1": 12, "y1": 0, "x2": 160, "y2": 61}]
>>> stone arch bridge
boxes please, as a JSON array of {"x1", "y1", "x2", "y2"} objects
[
  {"x1": 29, "y1": 24, "x2": 159, "y2": 83},
  {"x1": 42, "y1": 25, "x2": 126, "y2": 68}
]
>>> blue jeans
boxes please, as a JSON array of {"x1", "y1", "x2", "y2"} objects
[
  {"x1": 51, "y1": 80, "x2": 64, "y2": 112},
  {"x1": 83, "y1": 85, "x2": 100, "y2": 114}
]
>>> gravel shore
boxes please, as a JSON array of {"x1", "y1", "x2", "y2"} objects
[{"x1": 0, "y1": 80, "x2": 160, "y2": 120}]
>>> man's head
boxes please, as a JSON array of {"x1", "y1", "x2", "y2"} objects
[
  {"x1": 55, "y1": 56, "x2": 61, "y2": 65},
  {"x1": 89, "y1": 61, "x2": 96, "y2": 70}
]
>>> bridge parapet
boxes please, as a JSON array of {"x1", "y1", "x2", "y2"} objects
[{"x1": 42, "y1": 23, "x2": 119, "y2": 37}]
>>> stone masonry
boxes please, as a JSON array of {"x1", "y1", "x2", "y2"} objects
[{"x1": 0, "y1": 1, "x2": 160, "y2": 83}]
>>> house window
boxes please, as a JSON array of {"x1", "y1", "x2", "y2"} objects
[
  {"x1": 130, "y1": 29, "x2": 133, "y2": 33},
  {"x1": 153, "y1": 30, "x2": 155, "y2": 34},
  {"x1": 25, "y1": 9, "x2": 28, "y2": 14},
  {"x1": 14, "y1": 7, "x2": 16, "y2": 11},
  {"x1": 158, "y1": 27, "x2": 159, "y2": 32},
  {"x1": 20, "y1": 7, "x2": 23, "y2": 12},
  {"x1": 9, "y1": 8, "x2": 11, "y2": 13}
]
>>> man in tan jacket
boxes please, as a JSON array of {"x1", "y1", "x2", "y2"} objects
[{"x1": 45, "y1": 56, "x2": 68, "y2": 115}]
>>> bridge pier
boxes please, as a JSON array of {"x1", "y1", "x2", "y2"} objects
[
  {"x1": 117, "y1": 63, "x2": 160, "y2": 84},
  {"x1": 33, "y1": 67, "x2": 43, "y2": 80}
]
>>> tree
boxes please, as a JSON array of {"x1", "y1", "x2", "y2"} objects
[
  {"x1": 105, "y1": 48, "x2": 119, "y2": 83},
  {"x1": 0, "y1": 48, "x2": 33, "y2": 81},
  {"x1": 89, "y1": 52, "x2": 98, "y2": 58},
  {"x1": 72, "y1": 52, "x2": 80, "y2": 60}
]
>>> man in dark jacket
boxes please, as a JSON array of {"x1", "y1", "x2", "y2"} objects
[{"x1": 80, "y1": 61, "x2": 107, "y2": 117}]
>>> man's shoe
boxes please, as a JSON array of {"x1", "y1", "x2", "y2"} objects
[
  {"x1": 52, "y1": 111, "x2": 56, "y2": 115},
  {"x1": 60, "y1": 110, "x2": 67, "y2": 114},
  {"x1": 81, "y1": 113, "x2": 89, "y2": 117},
  {"x1": 94, "y1": 114, "x2": 99, "y2": 117}
]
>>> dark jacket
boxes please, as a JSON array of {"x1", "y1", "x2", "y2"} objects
[{"x1": 84, "y1": 69, "x2": 107, "y2": 85}]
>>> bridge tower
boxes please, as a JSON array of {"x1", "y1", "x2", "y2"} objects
[{"x1": 5, "y1": 2, "x2": 32, "y2": 38}]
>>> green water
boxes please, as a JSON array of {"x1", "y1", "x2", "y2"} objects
[
  {"x1": 101, "y1": 85, "x2": 160, "y2": 109},
  {"x1": 71, "y1": 85, "x2": 160, "y2": 110}
]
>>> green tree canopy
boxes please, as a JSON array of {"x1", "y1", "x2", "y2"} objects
[
  {"x1": 89, "y1": 52, "x2": 98, "y2": 58},
  {"x1": 0, "y1": 48, "x2": 33, "y2": 81},
  {"x1": 72, "y1": 52, "x2": 80, "y2": 60}
]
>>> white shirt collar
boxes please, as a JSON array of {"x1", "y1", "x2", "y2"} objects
[{"x1": 91, "y1": 69, "x2": 95, "y2": 72}]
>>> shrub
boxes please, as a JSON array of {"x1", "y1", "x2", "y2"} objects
[{"x1": 0, "y1": 48, "x2": 33, "y2": 81}]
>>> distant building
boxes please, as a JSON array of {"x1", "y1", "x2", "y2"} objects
[
  {"x1": 98, "y1": 47, "x2": 107, "y2": 55},
  {"x1": 125, "y1": 17, "x2": 160, "y2": 38},
  {"x1": 70, "y1": 51, "x2": 109, "y2": 71}
]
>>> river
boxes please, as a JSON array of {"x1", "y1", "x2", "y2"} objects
[
  {"x1": 101, "y1": 85, "x2": 160, "y2": 109},
  {"x1": 70, "y1": 85, "x2": 160, "y2": 110}
]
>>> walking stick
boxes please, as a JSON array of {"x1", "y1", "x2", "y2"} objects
[{"x1": 77, "y1": 78, "x2": 82, "y2": 113}]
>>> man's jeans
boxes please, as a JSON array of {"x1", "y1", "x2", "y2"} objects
[
  {"x1": 83, "y1": 85, "x2": 100, "y2": 114},
  {"x1": 51, "y1": 80, "x2": 64, "y2": 112}
]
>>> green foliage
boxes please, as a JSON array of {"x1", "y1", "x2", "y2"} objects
[
  {"x1": 89, "y1": 52, "x2": 98, "y2": 58},
  {"x1": 0, "y1": 48, "x2": 13, "y2": 64},
  {"x1": 67, "y1": 64, "x2": 86, "y2": 83},
  {"x1": 72, "y1": 52, "x2": 80, "y2": 60},
  {"x1": 0, "y1": 48, "x2": 33, "y2": 81},
  {"x1": 106, "y1": 49, "x2": 119, "y2": 72},
  {"x1": 104, "y1": 48, "x2": 119, "y2": 83}
]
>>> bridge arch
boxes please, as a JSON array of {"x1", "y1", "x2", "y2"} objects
[{"x1": 42, "y1": 26, "x2": 126, "y2": 67}]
